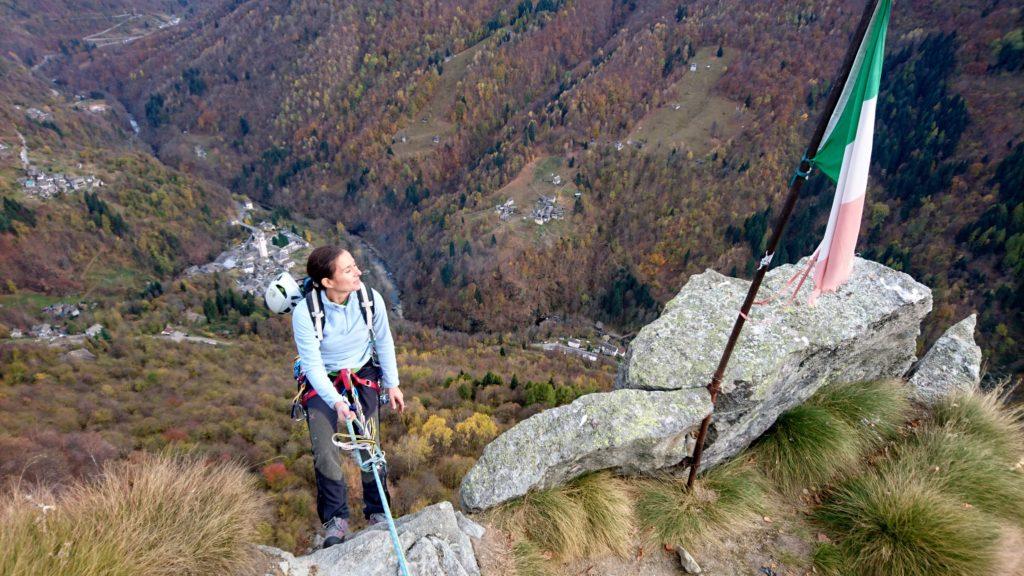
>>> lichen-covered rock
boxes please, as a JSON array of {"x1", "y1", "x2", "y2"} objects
[
  {"x1": 459, "y1": 388, "x2": 711, "y2": 512},
  {"x1": 457, "y1": 258, "x2": 931, "y2": 512},
  {"x1": 260, "y1": 501, "x2": 481, "y2": 576},
  {"x1": 616, "y1": 257, "x2": 931, "y2": 473},
  {"x1": 908, "y1": 314, "x2": 981, "y2": 404}
]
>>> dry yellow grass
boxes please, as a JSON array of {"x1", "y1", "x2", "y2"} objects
[
  {"x1": 0, "y1": 453, "x2": 269, "y2": 576},
  {"x1": 492, "y1": 471, "x2": 635, "y2": 564}
]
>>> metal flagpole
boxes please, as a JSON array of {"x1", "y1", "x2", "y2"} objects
[{"x1": 686, "y1": 0, "x2": 882, "y2": 490}]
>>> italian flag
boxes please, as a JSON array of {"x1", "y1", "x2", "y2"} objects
[{"x1": 809, "y1": 0, "x2": 891, "y2": 303}]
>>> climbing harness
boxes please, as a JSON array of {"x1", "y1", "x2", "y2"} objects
[
  {"x1": 331, "y1": 374, "x2": 411, "y2": 576},
  {"x1": 291, "y1": 364, "x2": 382, "y2": 417}
]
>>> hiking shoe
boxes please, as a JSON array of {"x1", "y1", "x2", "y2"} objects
[
  {"x1": 323, "y1": 517, "x2": 349, "y2": 549},
  {"x1": 367, "y1": 513, "x2": 388, "y2": 527}
]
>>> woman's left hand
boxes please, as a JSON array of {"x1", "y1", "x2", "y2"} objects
[{"x1": 388, "y1": 387, "x2": 406, "y2": 413}]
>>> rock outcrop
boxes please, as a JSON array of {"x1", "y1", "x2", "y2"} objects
[
  {"x1": 617, "y1": 257, "x2": 931, "y2": 473},
  {"x1": 460, "y1": 257, "x2": 932, "y2": 511},
  {"x1": 260, "y1": 501, "x2": 484, "y2": 576},
  {"x1": 908, "y1": 314, "x2": 982, "y2": 404},
  {"x1": 459, "y1": 388, "x2": 711, "y2": 512}
]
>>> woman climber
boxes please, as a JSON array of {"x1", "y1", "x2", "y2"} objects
[{"x1": 291, "y1": 245, "x2": 406, "y2": 548}]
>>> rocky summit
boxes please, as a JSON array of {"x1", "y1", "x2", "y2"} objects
[
  {"x1": 460, "y1": 257, "x2": 933, "y2": 511},
  {"x1": 259, "y1": 501, "x2": 485, "y2": 576}
]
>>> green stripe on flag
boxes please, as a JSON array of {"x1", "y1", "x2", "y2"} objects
[{"x1": 813, "y1": 0, "x2": 891, "y2": 182}]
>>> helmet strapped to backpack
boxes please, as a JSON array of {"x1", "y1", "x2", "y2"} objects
[
  {"x1": 264, "y1": 272, "x2": 377, "y2": 346},
  {"x1": 265, "y1": 272, "x2": 304, "y2": 314}
]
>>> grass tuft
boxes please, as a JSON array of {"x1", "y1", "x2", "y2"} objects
[
  {"x1": 815, "y1": 470, "x2": 999, "y2": 576},
  {"x1": 635, "y1": 459, "x2": 767, "y2": 548},
  {"x1": 752, "y1": 380, "x2": 912, "y2": 491},
  {"x1": 0, "y1": 453, "x2": 268, "y2": 576},
  {"x1": 752, "y1": 403, "x2": 861, "y2": 490},
  {"x1": 886, "y1": 424, "x2": 1024, "y2": 525},
  {"x1": 511, "y1": 539, "x2": 555, "y2": 576},
  {"x1": 495, "y1": 471, "x2": 634, "y2": 562},
  {"x1": 811, "y1": 379, "x2": 910, "y2": 444},
  {"x1": 928, "y1": 391, "x2": 1024, "y2": 463},
  {"x1": 810, "y1": 542, "x2": 851, "y2": 576},
  {"x1": 570, "y1": 472, "x2": 635, "y2": 558}
]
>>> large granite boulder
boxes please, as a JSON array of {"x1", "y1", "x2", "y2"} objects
[
  {"x1": 259, "y1": 501, "x2": 484, "y2": 576},
  {"x1": 908, "y1": 314, "x2": 982, "y2": 404},
  {"x1": 459, "y1": 388, "x2": 711, "y2": 512},
  {"x1": 617, "y1": 257, "x2": 931, "y2": 472},
  {"x1": 459, "y1": 258, "x2": 931, "y2": 512}
]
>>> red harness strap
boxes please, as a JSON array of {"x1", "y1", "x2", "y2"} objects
[{"x1": 300, "y1": 368, "x2": 381, "y2": 408}]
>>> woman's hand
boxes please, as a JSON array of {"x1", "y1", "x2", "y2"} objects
[
  {"x1": 388, "y1": 387, "x2": 406, "y2": 413},
  {"x1": 335, "y1": 401, "x2": 355, "y2": 422}
]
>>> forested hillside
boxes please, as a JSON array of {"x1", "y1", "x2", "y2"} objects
[
  {"x1": 0, "y1": 58, "x2": 233, "y2": 295},
  {"x1": 0, "y1": 0, "x2": 192, "y2": 67},
  {"x1": 51, "y1": 0, "x2": 1024, "y2": 375}
]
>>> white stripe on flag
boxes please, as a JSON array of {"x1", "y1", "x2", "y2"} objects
[{"x1": 812, "y1": 96, "x2": 878, "y2": 301}]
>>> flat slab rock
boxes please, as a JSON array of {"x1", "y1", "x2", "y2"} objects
[
  {"x1": 908, "y1": 314, "x2": 982, "y2": 404},
  {"x1": 258, "y1": 501, "x2": 485, "y2": 576},
  {"x1": 460, "y1": 387, "x2": 711, "y2": 512},
  {"x1": 617, "y1": 257, "x2": 931, "y2": 472}
]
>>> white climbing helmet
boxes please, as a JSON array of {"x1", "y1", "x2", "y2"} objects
[{"x1": 264, "y1": 272, "x2": 303, "y2": 314}]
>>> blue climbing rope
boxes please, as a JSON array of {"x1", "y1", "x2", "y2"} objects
[{"x1": 332, "y1": 387, "x2": 411, "y2": 576}]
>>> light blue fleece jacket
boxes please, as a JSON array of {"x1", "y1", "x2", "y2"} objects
[{"x1": 292, "y1": 287, "x2": 399, "y2": 409}]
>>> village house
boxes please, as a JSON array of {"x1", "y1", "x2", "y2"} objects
[
  {"x1": 495, "y1": 198, "x2": 516, "y2": 221},
  {"x1": 532, "y1": 195, "x2": 565, "y2": 225},
  {"x1": 26, "y1": 108, "x2": 52, "y2": 122}
]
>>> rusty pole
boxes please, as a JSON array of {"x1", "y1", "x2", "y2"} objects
[{"x1": 686, "y1": 0, "x2": 882, "y2": 489}]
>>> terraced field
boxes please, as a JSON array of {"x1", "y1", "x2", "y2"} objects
[
  {"x1": 467, "y1": 155, "x2": 581, "y2": 250},
  {"x1": 628, "y1": 46, "x2": 746, "y2": 157},
  {"x1": 391, "y1": 38, "x2": 492, "y2": 159}
]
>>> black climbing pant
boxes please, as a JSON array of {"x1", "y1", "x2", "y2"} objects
[{"x1": 306, "y1": 364, "x2": 390, "y2": 524}]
